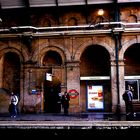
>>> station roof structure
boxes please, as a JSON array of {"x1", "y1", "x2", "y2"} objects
[{"x1": 0, "y1": 0, "x2": 140, "y2": 9}]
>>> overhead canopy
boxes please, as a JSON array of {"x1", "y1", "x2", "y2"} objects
[
  {"x1": 0, "y1": 0, "x2": 114, "y2": 9},
  {"x1": 1, "y1": 0, "x2": 140, "y2": 9}
]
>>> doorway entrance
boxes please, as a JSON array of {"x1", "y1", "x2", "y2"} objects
[{"x1": 44, "y1": 80, "x2": 61, "y2": 113}]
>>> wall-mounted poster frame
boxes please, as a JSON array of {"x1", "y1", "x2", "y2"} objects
[
  {"x1": 125, "y1": 80, "x2": 139, "y2": 101},
  {"x1": 86, "y1": 84, "x2": 104, "y2": 110}
]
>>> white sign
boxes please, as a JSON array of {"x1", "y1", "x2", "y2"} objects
[
  {"x1": 87, "y1": 85, "x2": 104, "y2": 110},
  {"x1": 46, "y1": 73, "x2": 52, "y2": 81},
  {"x1": 80, "y1": 76, "x2": 110, "y2": 80}
]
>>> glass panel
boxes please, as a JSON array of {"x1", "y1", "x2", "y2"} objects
[
  {"x1": 125, "y1": 80, "x2": 139, "y2": 101},
  {"x1": 1, "y1": 0, "x2": 24, "y2": 9},
  {"x1": 29, "y1": 0, "x2": 56, "y2": 7}
]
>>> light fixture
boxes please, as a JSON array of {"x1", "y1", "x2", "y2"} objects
[{"x1": 97, "y1": 9, "x2": 104, "y2": 16}]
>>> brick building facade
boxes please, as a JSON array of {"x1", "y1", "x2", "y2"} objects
[{"x1": 0, "y1": 0, "x2": 140, "y2": 114}]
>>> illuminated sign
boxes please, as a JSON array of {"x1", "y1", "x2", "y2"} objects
[
  {"x1": 87, "y1": 85, "x2": 104, "y2": 110},
  {"x1": 80, "y1": 76, "x2": 110, "y2": 80},
  {"x1": 46, "y1": 73, "x2": 52, "y2": 81},
  {"x1": 80, "y1": 75, "x2": 140, "y2": 80},
  {"x1": 68, "y1": 89, "x2": 79, "y2": 99},
  {"x1": 31, "y1": 89, "x2": 36, "y2": 94}
]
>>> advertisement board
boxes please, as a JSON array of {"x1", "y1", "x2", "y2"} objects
[{"x1": 87, "y1": 85, "x2": 104, "y2": 110}]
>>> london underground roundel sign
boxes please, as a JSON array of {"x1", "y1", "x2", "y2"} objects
[{"x1": 68, "y1": 89, "x2": 79, "y2": 99}]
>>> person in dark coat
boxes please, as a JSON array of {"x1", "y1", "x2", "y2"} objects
[
  {"x1": 123, "y1": 85, "x2": 136, "y2": 117},
  {"x1": 61, "y1": 91, "x2": 70, "y2": 115}
]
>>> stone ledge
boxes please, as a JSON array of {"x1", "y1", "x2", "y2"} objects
[{"x1": 0, "y1": 121, "x2": 140, "y2": 129}]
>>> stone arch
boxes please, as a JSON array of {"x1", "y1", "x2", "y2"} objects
[
  {"x1": 34, "y1": 14, "x2": 57, "y2": 27},
  {"x1": 0, "y1": 47, "x2": 24, "y2": 63},
  {"x1": 68, "y1": 17, "x2": 78, "y2": 26},
  {"x1": 119, "y1": 38, "x2": 137, "y2": 60},
  {"x1": 37, "y1": 46, "x2": 66, "y2": 66},
  {"x1": 0, "y1": 48, "x2": 22, "y2": 113},
  {"x1": 61, "y1": 12, "x2": 86, "y2": 26},
  {"x1": 33, "y1": 44, "x2": 71, "y2": 64},
  {"x1": 75, "y1": 39, "x2": 115, "y2": 61},
  {"x1": 128, "y1": 14, "x2": 137, "y2": 23},
  {"x1": 0, "y1": 42, "x2": 29, "y2": 63},
  {"x1": 42, "y1": 50, "x2": 62, "y2": 66}
]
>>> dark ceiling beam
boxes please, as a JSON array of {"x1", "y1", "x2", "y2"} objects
[
  {"x1": 0, "y1": 3, "x2": 2, "y2": 17},
  {"x1": 23, "y1": 0, "x2": 30, "y2": 8},
  {"x1": 0, "y1": 3, "x2": 3, "y2": 23},
  {"x1": 85, "y1": 0, "x2": 88, "y2": 24},
  {"x1": 22, "y1": 0, "x2": 31, "y2": 26},
  {"x1": 55, "y1": 0, "x2": 60, "y2": 25}
]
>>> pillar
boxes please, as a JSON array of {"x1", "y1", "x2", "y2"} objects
[{"x1": 66, "y1": 61, "x2": 81, "y2": 113}]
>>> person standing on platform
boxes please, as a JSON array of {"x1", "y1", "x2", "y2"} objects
[
  {"x1": 123, "y1": 85, "x2": 136, "y2": 117},
  {"x1": 9, "y1": 92, "x2": 19, "y2": 118},
  {"x1": 61, "y1": 91, "x2": 70, "y2": 115}
]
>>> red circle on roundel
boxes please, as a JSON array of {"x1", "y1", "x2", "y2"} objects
[{"x1": 68, "y1": 89, "x2": 79, "y2": 99}]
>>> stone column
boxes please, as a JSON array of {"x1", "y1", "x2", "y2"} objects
[
  {"x1": 110, "y1": 59, "x2": 118, "y2": 113},
  {"x1": 66, "y1": 61, "x2": 81, "y2": 113},
  {"x1": 22, "y1": 61, "x2": 37, "y2": 113},
  {"x1": 110, "y1": 59, "x2": 125, "y2": 113},
  {"x1": 118, "y1": 59, "x2": 125, "y2": 112}
]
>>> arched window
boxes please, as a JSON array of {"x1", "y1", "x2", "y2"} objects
[
  {"x1": 43, "y1": 51, "x2": 62, "y2": 66},
  {"x1": 128, "y1": 15, "x2": 137, "y2": 23},
  {"x1": 68, "y1": 17, "x2": 78, "y2": 26}
]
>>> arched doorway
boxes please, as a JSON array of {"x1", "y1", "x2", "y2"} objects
[
  {"x1": 43, "y1": 50, "x2": 62, "y2": 113},
  {"x1": 124, "y1": 43, "x2": 140, "y2": 103},
  {"x1": 80, "y1": 45, "x2": 111, "y2": 112},
  {"x1": 3, "y1": 52, "x2": 20, "y2": 94},
  {"x1": 44, "y1": 78, "x2": 61, "y2": 113},
  {"x1": 0, "y1": 52, "x2": 21, "y2": 113}
]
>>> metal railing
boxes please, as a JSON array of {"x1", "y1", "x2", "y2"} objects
[{"x1": 1, "y1": 22, "x2": 140, "y2": 36}]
